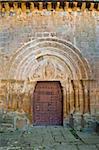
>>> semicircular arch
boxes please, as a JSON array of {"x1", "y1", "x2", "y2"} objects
[{"x1": 8, "y1": 37, "x2": 91, "y2": 81}]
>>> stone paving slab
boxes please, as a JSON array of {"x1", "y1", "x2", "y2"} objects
[
  {"x1": 49, "y1": 127, "x2": 66, "y2": 143},
  {"x1": 78, "y1": 145, "x2": 98, "y2": 150},
  {"x1": 77, "y1": 132, "x2": 99, "y2": 144},
  {"x1": 52, "y1": 143, "x2": 78, "y2": 150},
  {"x1": 41, "y1": 128, "x2": 55, "y2": 145},
  {"x1": 61, "y1": 128, "x2": 81, "y2": 144},
  {"x1": 0, "y1": 145, "x2": 99, "y2": 150},
  {"x1": 0, "y1": 127, "x2": 99, "y2": 150}
]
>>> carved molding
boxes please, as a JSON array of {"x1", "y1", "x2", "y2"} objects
[{"x1": 8, "y1": 38, "x2": 91, "y2": 80}]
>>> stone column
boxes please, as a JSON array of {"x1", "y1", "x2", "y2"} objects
[
  {"x1": 79, "y1": 81, "x2": 84, "y2": 114},
  {"x1": 80, "y1": 80, "x2": 91, "y2": 114},
  {"x1": 76, "y1": 81, "x2": 81, "y2": 112},
  {"x1": 62, "y1": 82, "x2": 66, "y2": 117},
  {"x1": 90, "y1": 80, "x2": 97, "y2": 115},
  {"x1": 67, "y1": 78, "x2": 71, "y2": 114},
  {"x1": 70, "y1": 79, "x2": 74, "y2": 114},
  {"x1": 61, "y1": 80, "x2": 67, "y2": 118},
  {"x1": 64, "y1": 79, "x2": 70, "y2": 115},
  {"x1": 71, "y1": 80, "x2": 82, "y2": 113},
  {"x1": 83, "y1": 80, "x2": 91, "y2": 113},
  {"x1": 28, "y1": 81, "x2": 37, "y2": 123},
  {"x1": 75, "y1": 88, "x2": 78, "y2": 111},
  {"x1": 69, "y1": 80, "x2": 75, "y2": 114},
  {"x1": 95, "y1": 80, "x2": 99, "y2": 115},
  {"x1": 80, "y1": 80, "x2": 86, "y2": 114},
  {"x1": 61, "y1": 80, "x2": 70, "y2": 126},
  {"x1": 71, "y1": 80, "x2": 76, "y2": 112}
]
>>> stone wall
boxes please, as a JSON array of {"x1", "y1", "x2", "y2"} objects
[
  {"x1": 0, "y1": 10, "x2": 99, "y2": 122},
  {"x1": 0, "y1": 11, "x2": 99, "y2": 78}
]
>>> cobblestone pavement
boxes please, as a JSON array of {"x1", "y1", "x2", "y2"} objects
[{"x1": 0, "y1": 126, "x2": 99, "y2": 150}]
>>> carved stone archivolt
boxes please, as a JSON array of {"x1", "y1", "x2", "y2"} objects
[{"x1": 8, "y1": 38, "x2": 91, "y2": 80}]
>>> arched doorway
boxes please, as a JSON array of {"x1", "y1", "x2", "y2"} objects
[
  {"x1": 33, "y1": 81, "x2": 63, "y2": 125},
  {"x1": 8, "y1": 37, "x2": 91, "y2": 124}
]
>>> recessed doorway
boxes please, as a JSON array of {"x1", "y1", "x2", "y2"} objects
[{"x1": 33, "y1": 81, "x2": 63, "y2": 126}]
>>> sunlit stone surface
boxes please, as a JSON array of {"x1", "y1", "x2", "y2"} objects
[
  {"x1": 0, "y1": 1, "x2": 99, "y2": 149},
  {"x1": 0, "y1": 2, "x2": 99, "y2": 129}
]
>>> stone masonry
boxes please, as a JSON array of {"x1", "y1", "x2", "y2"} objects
[{"x1": 0, "y1": 6, "x2": 99, "y2": 126}]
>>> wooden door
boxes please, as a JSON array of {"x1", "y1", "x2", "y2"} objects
[{"x1": 33, "y1": 81, "x2": 63, "y2": 125}]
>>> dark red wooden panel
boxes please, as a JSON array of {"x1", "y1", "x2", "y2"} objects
[{"x1": 33, "y1": 81, "x2": 63, "y2": 125}]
